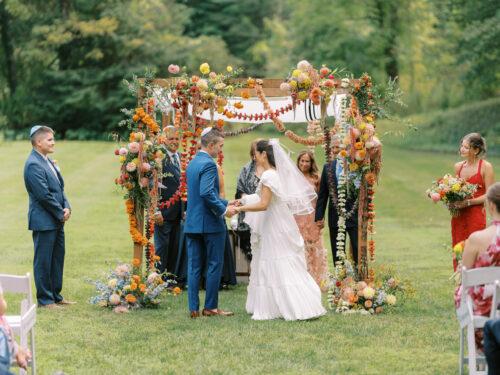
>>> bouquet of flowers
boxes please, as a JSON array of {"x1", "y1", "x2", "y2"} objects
[
  {"x1": 426, "y1": 174, "x2": 478, "y2": 216},
  {"x1": 88, "y1": 259, "x2": 181, "y2": 313}
]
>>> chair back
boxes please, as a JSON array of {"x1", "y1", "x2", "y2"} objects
[
  {"x1": 461, "y1": 267, "x2": 500, "y2": 289},
  {"x1": 0, "y1": 273, "x2": 33, "y2": 312}
]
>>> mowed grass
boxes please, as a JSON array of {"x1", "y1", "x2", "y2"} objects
[{"x1": 0, "y1": 132, "x2": 499, "y2": 374}]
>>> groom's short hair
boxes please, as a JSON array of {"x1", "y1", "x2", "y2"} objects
[
  {"x1": 31, "y1": 126, "x2": 54, "y2": 146},
  {"x1": 201, "y1": 128, "x2": 224, "y2": 147}
]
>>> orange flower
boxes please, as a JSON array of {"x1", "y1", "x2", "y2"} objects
[
  {"x1": 125, "y1": 294, "x2": 137, "y2": 304},
  {"x1": 131, "y1": 258, "x2": 141, "y2": 267},
  {"x1": 173, "y1": 287, "x2": 181, "y2": 295},
  {"x1": 234, "y1": 101, "x2": 243, "y2": 109},
  {"x1": 247, "y1": 78, "x2": 255, "y2": 88},
  {"x1": 217, "y1": 119, "x2": 224, "y2": 127},
  {"x1": 132, "y1": 275, "x2": 140, "y2": 282},
  {"x1": 139, "y1": 284, "x2": 146, "y2": 292},
  {"x1": 365, "y1": 172, "x2": 376, "y2": 185},
  {"x1": 339, "y1": 150, "x2": 348, "y2": 158},
  {"x1": 354, "y1": 142, "x2": 363, "y2": 150},
  {"x1": 130, "y1": 283, "x2": 138, "y2": 291},
  {"x1": 152, "y1": 255, "x2": 161, "y2": 262},
  {"x1": 241, "y1": 90, "x2": 250, "y2": 99},
  {"x1": 364, "y1": 299, "x2": 373, "y2": 308}
]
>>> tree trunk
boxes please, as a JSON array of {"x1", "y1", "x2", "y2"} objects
[{"x1": 0, "y1": 0, "x2": 17, "y2": 94}]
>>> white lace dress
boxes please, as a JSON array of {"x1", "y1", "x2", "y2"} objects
[{"x1": 243, "y1": 169, "x2": 326, "y2": 320}]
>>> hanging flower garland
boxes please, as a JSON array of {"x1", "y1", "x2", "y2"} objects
[{"x1": 223, "y1": 122, "x2": 265, "y2": 137}]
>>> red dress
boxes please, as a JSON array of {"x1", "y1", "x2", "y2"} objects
[{"x1": 451, "y1": 160, "x2": 487, "y2": 244}]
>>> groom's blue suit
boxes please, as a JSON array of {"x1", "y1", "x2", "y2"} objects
[{"x1": 184, "y1": 151, "x2": 228, "y2": 312}]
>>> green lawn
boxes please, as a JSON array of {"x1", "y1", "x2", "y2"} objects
[{"x1": 1, "y1": 133, "x2": 499, "y2": 374}]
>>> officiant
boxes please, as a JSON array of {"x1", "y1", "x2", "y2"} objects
[{"x1": 154, "y1": 126, "x2": 182, "y2": 275}]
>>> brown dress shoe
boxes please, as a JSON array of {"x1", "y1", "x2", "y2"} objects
[
  {"x1": 202, "y1": 308, "x2": 234, "y2": 317},
  {"x1": 57, "y1": 299, "x2": 77, "y2": 305},
  {"x1": 190, "y1": 311, "x2": 200, "y2": 318}
]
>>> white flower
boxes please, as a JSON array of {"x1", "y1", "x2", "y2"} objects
[
  {"x1": 385, "y1": 294, "x2": 397, "y2": 305},
  {"x1": 297, "y1": 60, "x2": 312, "y2": 71},
  {"x1": 363, "y1": 287, "x2": 375, "y2": 299},
  {"x1": 108, "y1": 279, "x2": 118, "y2": 289},
  {"x1": 341, "y1": 78, "x2": 350, "y2": 88},
  {"x1": 109, "y1": 293, "x2": 121, "y2": 306}
]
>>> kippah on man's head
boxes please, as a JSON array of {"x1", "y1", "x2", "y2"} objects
[
  {"x1": 30, "y1": 125, "x2": 54, "y2": 138},
  {"x1": 163, "y1": 125, "x2": 178, "y2": 137},
  {"x1": 200, "y1": 127, "x2": 223, "y2": 147}
]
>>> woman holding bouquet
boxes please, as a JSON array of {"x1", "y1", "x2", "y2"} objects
[{"x1": 451, "y1": 133, "x2": 495, "y2": 269}]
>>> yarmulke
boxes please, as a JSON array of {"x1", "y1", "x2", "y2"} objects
[
  {"x1": 30, "y1": 125, "x2": 43, "y2": 137},
  {"x1": 201, "y1": 127, "x2": 213, "y2": 137}
]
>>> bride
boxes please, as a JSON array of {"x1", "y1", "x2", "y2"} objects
[{"x1": 234, "y1": 139, "x2": 326, "y2": 320}]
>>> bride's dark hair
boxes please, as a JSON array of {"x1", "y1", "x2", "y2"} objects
[{"x1": 256, "y1": 140, "x2": 276, "y2": 167}]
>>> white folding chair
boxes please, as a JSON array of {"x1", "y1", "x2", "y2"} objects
[
  {"x1": 457, "y1": 266, "x2": 500, "y2": 375},
  {"x1": 0, "y1": 273, "x2": 37, "y2": 375}
]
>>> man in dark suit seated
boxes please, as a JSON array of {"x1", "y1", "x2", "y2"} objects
[
  {"x1": 23, "y1": 125, "x2": 75, "y2": 308},
  {"x1": 484, "y1": 318, "x2": 500, "y2": 375},
  {"x1": 154, "y1": 126, "x2": 182, "y2": 276},
  {"x1": 315, "y1": 136, "x2": 359, "y2": 267}
]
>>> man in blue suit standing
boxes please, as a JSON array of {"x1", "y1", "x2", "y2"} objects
[
  {"x1": 184, "y1": 127, "x2": 236, "y2": 318},
  {"x1": 23, "y1": 125, "x2": 74, "y2": 309}
]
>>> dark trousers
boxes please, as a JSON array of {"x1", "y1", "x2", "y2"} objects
[
  {"x1": 186, "y1": 232, "x2": 225, "y2": 312},
  {"x1": 328, "y1": 225, "x2": 358, "y2": 267},
  {"x1": 32, "y1": 228, "x2": 65, "y2": 306},
  {"x1": 484, "y1": 319, "x2": 500, "y2": 375},
  {"x1": 154, "y1": 220, "x2": 180, "y2": 274}
]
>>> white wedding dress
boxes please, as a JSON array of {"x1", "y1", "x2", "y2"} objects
[{"x1": 243, "y1": 169, "x2": 326, "y2": 320}]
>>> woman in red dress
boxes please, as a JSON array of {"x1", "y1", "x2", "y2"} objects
[{"x1": 451, "y1": 133, "x2": 495, "y2": 269}]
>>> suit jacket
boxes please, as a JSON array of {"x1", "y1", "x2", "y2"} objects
[
  {"x1": 315, "y1": 159, "x2": 358, "y2": 229},
  {"x1": 184, "y1": 151, "x2": 228, "y2": 234},
  {"x1": 159, "y1": 150, "x2": 182, "y2": 222},
  {"x1": 24, "y1": 149, "x2": 70, "y2": 231}
]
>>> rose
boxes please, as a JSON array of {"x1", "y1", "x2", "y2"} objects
[
  {"x1": 320, "y1": 66, "x2": 330, "y2": 76},
  {"x1": 363, "y1": 286, "x2": 375, "y2": 299},
  {"x1": 168, "y1": 64, "x2": 180, "y2": 74},
  {"x1": 430, "y1": 193, "x2": 441, "y2": 203},
  {"x1": 297, "y1": 60, "x2": 311, "y2": 71},
  {"x1": 125, "y1": 162, "x2": 137, "y2": 172},
  {"x1": 364, "y1": 299, "x2": 373, "y2": 308},
  {"x1": 139, "y1": 177, "x2": 149, "y2": 188},
  {"x1": 141, "y1": 162, "x2": 151, "y2": 173},
  {"x1": 197, "y1": 79, "x2": 208, "y2": 91},
  {"x1": 280, "y1": 82, "x2": 291, "y2": 92},
  {"x1": 209, "y1": 71, "x2": 217, "y2": 80},
  {"x1": 385, "y1": 294, "x2": 396, "y2": 305},
  {"x1": 199, "y1": 63, "x2": 210, "y2": 75},
  {"x1": 128, "y1": 142, "x2": 140, "y2": 154},
  {"x1": 109, "y1": 293, "x2": 121, "y2": 306},
  {"x1": 324, "y1": 79, "x2": 335, "y2": 88},
  {"x1": 147, "y1": 272, "x2": 159, "y2": 284},
  {"x1": 119, "y1": 147, "x2": 128, "y2": 156},
  {"x1": 115, "y1": 264, "x2": 130, "y2": 277},
  {"x1": 357, "y1": 281, "x2": 367, "y2": 291}
]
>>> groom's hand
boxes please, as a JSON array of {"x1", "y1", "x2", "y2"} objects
[
  {"x1": 228, "y1": 199, "x2": 241, "y2": 207},
  {"x1": 63, "y1": 208, "x2": 71, "y2": 222},
  {"x1": 225, "y1": 206, "x2": 237, "y2": 217}
]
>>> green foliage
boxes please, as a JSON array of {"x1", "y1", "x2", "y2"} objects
[{"x1": 382, "y1": 97, "x2": 500, "y2": 155}]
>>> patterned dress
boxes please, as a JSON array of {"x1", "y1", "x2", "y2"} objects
[{"x1": 294, "y1": 175, "x2": 328, "y2": 291}]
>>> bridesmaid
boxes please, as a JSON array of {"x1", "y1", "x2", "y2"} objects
[
  {"x1": 451, "y1": 133, "x2": 495, "y2": 269},
  {"x1": 295, "y1": 150, "x2": 328, "y2": 291}
]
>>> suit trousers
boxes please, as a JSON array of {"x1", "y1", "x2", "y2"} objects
[
  {"x1": 186, "y1": 231, "x2": 225, "y2": 312},
  {"x1": 328, "y1": 225, "x2": 358, "y2": 267},
  {"x1": 154, "y1": 220, "x2": 180, "y2": 274},
  {"x1": 32, "y1": 228, "x2": 65, "y2": 306},
  {"x1": 484, "y1": 319, "x2": 500, "y2": 375}
]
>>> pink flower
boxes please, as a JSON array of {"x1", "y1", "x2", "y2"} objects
[
  {"x1": 119, "y1": 147, "x2": 128, "y2": 156},
  {"x1": 320, "y1": 67, "x2": 330, "y2": 76},
  {"x1": 431, "y1": 193, "x2": 441, "y2": 203},
  {"x1": 280, "y1": 82, "x2": 291, "y2": 92},
  {"x1": 125, "y1": 162, "x2": 137, "y2": 172},
  {"x1": 147, "y1": 272, "x2": 159, "y2": 284},
  {"x1": 113, "y1": 305, "x2": 129, "y2": 314},
  {"x1": 209, "y1": 72, "x2": 217, "y2": 80},
  {"x1": 141, "y1": 162, "x2": 151, "y2": 173},
  {"x1": 128, "y1": 142, "x2": 140, "y2": 154},
  {"x1": 324, "y1": 79, "x2": 335, "y2": 87},
  {"x1": 168, "y1": 64, "x2": 180, "y2": 74},
  {"x1": 109, "y1": 294, "x2": 121, "y2": 306},
  {"x1": 139, "y1": 177, "x2": 149, "y2": 188},
  {"x1": 115, "y1": 264, "x2": 130, "y2": 277}
]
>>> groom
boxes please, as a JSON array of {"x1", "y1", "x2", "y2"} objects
[{"x1": 184, "y1": 127, "x2": 236, "y2": 318}]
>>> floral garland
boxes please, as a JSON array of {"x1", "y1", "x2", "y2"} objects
[
  {"x1": 125, "y1": 199, "x2": 148, "y2": 246},
  {"x1": 223, "y1": 122, "x2": 264, "y2": 137},
  {"x1": 254, "y1": 80, "x2": 286, "y2": 132},
  {"x1": 284, "y1": 130, "x2": 324, "y2": 146}
]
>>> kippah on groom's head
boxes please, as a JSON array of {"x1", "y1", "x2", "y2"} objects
[{"x1": 200, "y1": 127, "x2": 223, "y2": 147}]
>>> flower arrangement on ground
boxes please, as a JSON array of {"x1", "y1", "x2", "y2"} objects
[
  {"x1": 426, "y1": 174, "x2": 478, "y2": 216},
  {"x1": 89, "y1": 259, "x2": 181, "y2": 313},
  {"x1": 327, "y1": 265, "x2": 411, "y2": 314}
]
